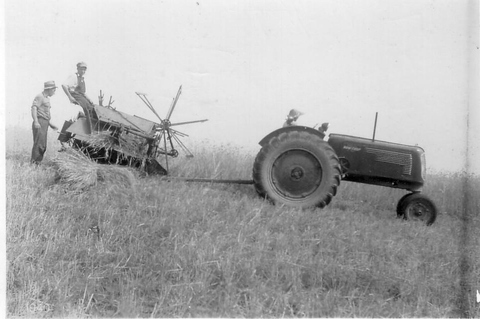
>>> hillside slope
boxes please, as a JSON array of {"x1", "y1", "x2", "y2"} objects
[{"x1": 5, "y1": 137, "x2": 479, "y2": 317}]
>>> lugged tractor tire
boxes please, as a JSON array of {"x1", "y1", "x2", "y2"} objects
[{"x1": 253, "y1": 130, "x2": 341, "y2": 208}]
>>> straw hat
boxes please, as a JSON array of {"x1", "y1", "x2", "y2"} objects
[
  {"x1": 286, "y1": 109, "x2": 304, "y2": 120},
  {"x1": 44, "y1": 81, "x2": 57, "y2": 90}
]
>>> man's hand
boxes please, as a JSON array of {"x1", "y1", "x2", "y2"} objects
[{"x1": 33, "y1": 122, "x2": 41, "y2": 129}]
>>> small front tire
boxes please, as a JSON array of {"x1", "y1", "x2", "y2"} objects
[
  {"x1": 399, "y1": 193, "x2": 437, "y2": 226},
  {"x1": 396, "y1": 192, "x2": 416, "y2": 218}
]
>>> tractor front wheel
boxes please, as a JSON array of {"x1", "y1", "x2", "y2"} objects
[
  {"x1": 398, "y1": 193, "x2": 437, "y2": 226},
  {"x1": 396, "y1": 192, "x2": 417, "y2": 218},
  {"x1": 253, "y1": 130, "x2": 341, "y2": 208}
]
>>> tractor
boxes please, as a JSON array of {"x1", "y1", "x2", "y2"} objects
[
  {"x1": 57, "y1": 87, "x2": 437, "y2": 226},
  {"x1": 252, "y1": 113, "x2": 437, "y2": 226}
]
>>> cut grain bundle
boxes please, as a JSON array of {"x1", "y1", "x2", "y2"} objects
[
  {"x1": 97, "y1": 165, "x2": 136, "y2": 188},
  {"x1": 116, "y1": 132, "x2": 149, "y2": 158},
  {"x1": 53, "y1": 147, "x2": 136, "y2": 191},
  {"x1": 86, "y1": 131, "x2": 117, "y2": 150},
  {"x1": 53, "y1": 147, "x2": 98, "y2": 190},
  {"x1": 86, "y1": 130, "x2": 149, "y2": 162}
]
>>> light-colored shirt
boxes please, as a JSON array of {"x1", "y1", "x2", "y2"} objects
[
  {"x1": 63, "y1": 73, "x2": 85, "y2": 93},
  {"x1": 31, "y1": 92, "x2": 51, "y2": 121}
]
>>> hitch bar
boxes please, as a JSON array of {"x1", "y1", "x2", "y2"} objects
[{"x1": 163, "y1": 177, "x2": 254, "y2": 185}]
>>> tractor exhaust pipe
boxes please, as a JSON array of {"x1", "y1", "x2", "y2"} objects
[{"x1": 372, "y1": 112, "x2": 378, "y2": 142}]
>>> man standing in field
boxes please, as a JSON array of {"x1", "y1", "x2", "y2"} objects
[
  {"x1": 31, "y1": 81, "x2": 59, "y2": 164},
  {"x1": 62, "y1": 61, "x2": 95, "y2": 132}
]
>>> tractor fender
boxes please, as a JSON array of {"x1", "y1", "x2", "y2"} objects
[{"x1": 259, "y1": 126, "x2": 326, "y2": 147}]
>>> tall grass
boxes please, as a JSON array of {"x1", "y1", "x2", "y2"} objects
[{"x1": 5, "y1": 131, "x2": 480, "y2": 317}]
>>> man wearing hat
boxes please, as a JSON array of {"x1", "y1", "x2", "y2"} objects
[
  {"x1": 31, "y1": 81, "x2": 59, "y2": 164},
  {"x1": 62, "y1": 61, "x2": 95, "y2": 132},
  {"x1": 62, "y1": 61, "x2": 95, "y2": 109},
  {"x1": 283, "y1": 109, "x2": 304, "y2": 127}
]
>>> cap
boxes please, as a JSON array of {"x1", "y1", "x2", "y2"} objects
[{"x1": 76, "y1": 61, "x2": 88, "y2": 69}]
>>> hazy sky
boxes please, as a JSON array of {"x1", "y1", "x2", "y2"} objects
[{"x1": 3, "y1": 0, "x2": 479, "y2": 174}]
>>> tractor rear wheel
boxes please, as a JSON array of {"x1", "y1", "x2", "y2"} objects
[
  {"x1": 399, "y1": 193, "x2": 437, "y2": 226},
  {"x1": 253, "y1": 130, "x2": 341, "y2": 208}
]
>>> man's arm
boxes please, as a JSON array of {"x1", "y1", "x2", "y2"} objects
[
  {"x1": 62, "y1": 74, "x2": 80, "y2": 104},
  {"x1": 49, "y1": 121, "x2": 58, "y2": 131},
  {"x1": 31, "y1": 106, "x2": 41, "y2": 128},
  {"x1": 62, "y1": 84, "x2": 78, "y2": 105},
  {"x1": 32, "y1": 102, "x2": 57, "y2": 130}
]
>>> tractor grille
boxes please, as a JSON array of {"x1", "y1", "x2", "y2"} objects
[{"x1": 366, "y1": 148, "x2": 413, "y2": 175}]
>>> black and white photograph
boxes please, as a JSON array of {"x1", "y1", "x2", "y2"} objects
[{"x1": 2, "y1": 0, "x2": 479, "y2": 317}]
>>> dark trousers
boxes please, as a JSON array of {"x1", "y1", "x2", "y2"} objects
[
  {"x1": 71, "y1": 92, "x2": 94, "y2": 133},
  {"x1": 71, "y1": 92, "x2": 94, "y2": 113},
  {"x1": 31, "y1": 117, "x2": 49, "y2": 164}
]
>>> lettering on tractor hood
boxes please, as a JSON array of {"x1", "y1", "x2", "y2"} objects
[{"x1": 343, "y1": 145, "x2": 362, "y2": 152}]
